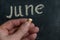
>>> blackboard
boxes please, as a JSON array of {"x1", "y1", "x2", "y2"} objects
[{"x1": 0, "y1": 0, "x2": 60, "y2": 40}]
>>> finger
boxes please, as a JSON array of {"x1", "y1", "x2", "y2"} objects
[
  {"x1": 23, "y1": 24, "x2": 39, "y2": 38},
  {"x1": 1, "y1": 18, "x2": 27, "y2": 30},
  {"x1": 27, "y1": 33, "x2": 37, "y2": 40},
  {"x1": 22, "y1": 38, "x2": 29, "y2": 40},
  {"x1": 22, "y1": 38, "x2": 35, "y2": 40},
  {"x1": 23, "y1": 33, "x2": 29, "y2": 38},
  {"x1": 30, "y1": 23, "x2": 35, "y2": 28},
  {"x1": 12, "y1": 21, "x2": 31, "y2": 40},
  {"x1": 19, "y1": 23, "x2": 35, "y2": 38},
  {"x1": 34, "y1": 27, "x2": 39, "y2": 33},
  {"x1": 0, "y1": 28, "x2": 8, "y2": 37},
  {"x1": 22, "y1": 33, "x2": 37, "y2": 40},
  {"x1": 29, "y1": 26, "x2": 39, "y2": 34},
  {"x1": 9, "y1": 28, "x2": 18, "y2": 35}
]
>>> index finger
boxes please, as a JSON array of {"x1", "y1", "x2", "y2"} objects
[{"x1": 1, "y1": 18, "x2": 27, "y2": 30}]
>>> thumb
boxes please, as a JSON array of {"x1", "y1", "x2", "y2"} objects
[
  {"x1": 0, "y1": 27, "x2": 8, "y2": 38},
  {"x1": 11, "y1": 21, "x2": 31, "y2": 40}
]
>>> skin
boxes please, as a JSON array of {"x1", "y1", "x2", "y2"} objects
[{"x1": 0, "y1": 18, "x2": 39, "y2": 40}]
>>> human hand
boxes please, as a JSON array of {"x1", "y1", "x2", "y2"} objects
[{"x1": 0, "y1": 18, "x2": 39, "y2": 40}]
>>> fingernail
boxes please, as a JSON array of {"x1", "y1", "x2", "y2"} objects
[
  {"x1": 22, "y1": 18, "x2": 32, "y2": 27},
  {"x1": 33, "y1": 34, "x2": 37, "y2": 38}
]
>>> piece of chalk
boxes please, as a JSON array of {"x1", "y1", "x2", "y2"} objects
[{"x1": 27, "y1": 18, "x2": 32, "y2": 22}]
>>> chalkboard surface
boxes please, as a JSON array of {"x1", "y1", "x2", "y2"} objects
[{"x1": 0, "y1": 0, "x2": 60, "y2": 40}]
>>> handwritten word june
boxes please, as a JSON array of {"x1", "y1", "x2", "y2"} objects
[{"x1": 6, "y1": 4, "x2": 44, "y2": 18}]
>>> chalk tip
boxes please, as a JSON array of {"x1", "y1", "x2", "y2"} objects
[{"x1": 27, "y1": 18, "x2": 33, "y2": 22}]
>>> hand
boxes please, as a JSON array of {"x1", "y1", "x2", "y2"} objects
[{"x1": 0, "y1": 18, "x2": 39, "y2": 40}]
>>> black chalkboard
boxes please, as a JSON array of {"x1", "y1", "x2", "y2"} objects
[{"x1": 0, "y1": 0, "x2": 60, "y2": 40}]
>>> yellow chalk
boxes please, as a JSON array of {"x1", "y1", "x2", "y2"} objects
[{"x1": 27, "y1": 18, "x2": 33, "y2": 22}]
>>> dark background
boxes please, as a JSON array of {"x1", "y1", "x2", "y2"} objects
[{"x1": 0, "y1": 0, "x2": 60, "y2": 40}]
